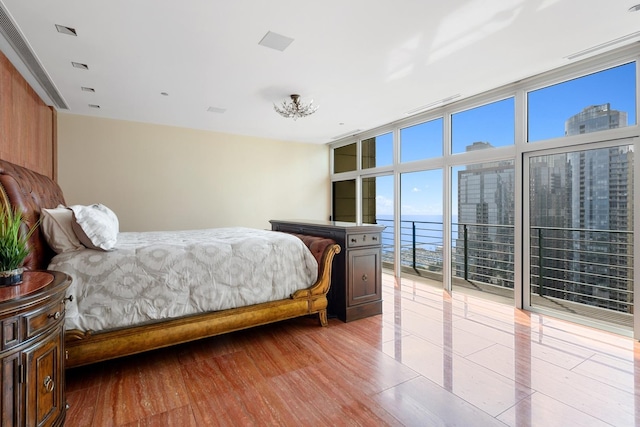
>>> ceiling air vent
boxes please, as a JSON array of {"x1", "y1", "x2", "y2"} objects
[
  {"x1": 71, "y1": 61, "x2": 89, "y2": 70},
  {"x1": 207, "y1": 106, "x2": 226, "y2": 114},
  {"x1": 0, "y1": 4, "x2": 68, "y2": 109},
  {"x1": 55, "y1": 24, "x2": 77, "y2": 36},
  {"x1": 258, "y1": 31, "x2": 294, "y2": 52}
]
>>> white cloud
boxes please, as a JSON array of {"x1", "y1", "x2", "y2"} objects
[{"x1": 375, "y1": 195, "x2": 394, "y2": 215}]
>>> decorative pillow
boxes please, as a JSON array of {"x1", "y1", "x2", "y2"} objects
[
  {"x1": 41, "y1": 205, "x2": 85, "y2": 253},
  {"x1": 69, "y1": 204, "x2": 119, "y2": 251}
]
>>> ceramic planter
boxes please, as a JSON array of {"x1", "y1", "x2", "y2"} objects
[{"x1": 0, "y1": 267, "x2": 24, "y2": 286}]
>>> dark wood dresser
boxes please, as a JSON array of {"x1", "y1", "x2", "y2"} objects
[
  {"x1": 0, "y1": 271, "x2": 71, "y2": 427},
  {"x1": 271, "y1": 220, "x2": 385, "y2": 322}
]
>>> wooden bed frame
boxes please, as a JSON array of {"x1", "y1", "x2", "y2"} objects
[{"x1": 0, "y1": 159, "x2": 340, "y2": 368}]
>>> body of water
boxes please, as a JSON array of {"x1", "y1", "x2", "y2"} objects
[{"x1": 374, "y1": 215, "x2": 459, "y2": 254}]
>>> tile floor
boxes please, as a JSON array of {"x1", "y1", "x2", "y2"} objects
[{"x1": 64, "y1": 272, "x2": 640, "y2": 426}]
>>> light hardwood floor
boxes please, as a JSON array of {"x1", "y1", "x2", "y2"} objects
[{"x1": 65, "y1": 273, "x2": 640, "y2": 426}]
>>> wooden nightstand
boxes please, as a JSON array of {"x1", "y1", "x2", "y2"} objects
[
  {"x1": 0, "y1": 270, "x2": 71, "y2": 427},
  {"x1": 270, "y1": 220, "x2": 385, "y2": 322}
]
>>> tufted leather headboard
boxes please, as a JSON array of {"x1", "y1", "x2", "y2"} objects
[
  {"x1": 281, "y1": 232, "x2": 337, "y2": 280},
  {"x1": 0, "y1": 159, "x2": 66, "y2": 270}
]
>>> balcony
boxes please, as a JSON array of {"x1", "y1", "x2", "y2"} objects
[{"x1": 375, "y1": 218, "x2": 634, "y2": 329}]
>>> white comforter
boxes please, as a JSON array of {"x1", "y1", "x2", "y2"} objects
[{"x1": 49, "y1": 227, "x2": 318, "y2": 333}]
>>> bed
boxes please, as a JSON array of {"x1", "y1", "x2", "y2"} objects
[{"x1": 0, "y1": 159, "x2": 340, "y2": 368}]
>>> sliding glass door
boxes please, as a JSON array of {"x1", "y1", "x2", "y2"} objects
[{"x1": 524, "y1": 142, "x2": 634, "y2": 330}]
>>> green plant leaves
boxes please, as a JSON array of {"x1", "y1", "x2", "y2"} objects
[{"x1": 0, "y1": 207, "x2": 37, "y2": 271}]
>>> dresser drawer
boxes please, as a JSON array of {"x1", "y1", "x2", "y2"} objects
[
  {"x1": 347, "y1": 233, "x2": 381, "y2": 248},
  {"x1": 2, "y1": 298, "x2": 65, "y2": 349},
  {"x1": 24, "y1": 300, "x2": 65, "y2": 340}
]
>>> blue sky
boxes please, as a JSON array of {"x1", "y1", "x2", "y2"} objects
[{"x1": 369, "y1": 61, "x2": 636, "y2": 218}]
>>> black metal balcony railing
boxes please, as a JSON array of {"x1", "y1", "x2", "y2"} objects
[
  {"x1": 531, "y1": 226, "x2": 634, "y2": 313},
  {"x1": 375, "y1": 218, "x2": 634, "y2": 315}
]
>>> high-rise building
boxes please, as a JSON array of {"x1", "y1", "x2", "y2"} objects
[
  {"x1": 455, "y1": 142, "x2": 515, "y2": 288},
  {"x1": 528, "y1": 153, "x2": 573, "y2": 301},
  {"x1": 565, "y1": 103, "x2": 627, "y2": 136},
  {"x1": 564, "y1": 149, "x2": 633, "y2": 311}
]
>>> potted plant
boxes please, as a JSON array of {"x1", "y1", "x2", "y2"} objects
[{"x1": 0, "y1": 204, "x2": 38, "y2": 286}]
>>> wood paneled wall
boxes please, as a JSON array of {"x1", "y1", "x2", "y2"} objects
[{"x1": 0, "y1": 50, "x2": 55, "y2": 179}]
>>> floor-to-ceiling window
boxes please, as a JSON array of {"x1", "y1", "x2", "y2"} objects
[
  {"x1": 450, "y1": 98, "x2": 516, "y2": 299},
  {"x1": 396, "y1": 118, "x2": 445, "y2": 281},
  {"x1": 362, "y1": 133, "x2": 394, "y2": 270},
  {"x1": 332, "y1": 142, "x2": 357, "y2": 222},
  {"x1": 365, "y1": 174, "x2": 394, "y2": 270},
  {"x1": 330, "y1": 44, "x2": 639, "y2": 337},
  {"x1": 452, "y1": 161, "x2": 515, "y2": 299},
  {"x1": 399, "y1": 169, "x2": 443, "y2": 285}
]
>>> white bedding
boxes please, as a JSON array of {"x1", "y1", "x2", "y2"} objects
[{"x1": 48, "y1": 227, "x2": 318, "y2": 333}]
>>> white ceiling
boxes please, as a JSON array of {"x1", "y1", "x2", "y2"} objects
[{"x1": 1, "y1": 0, "x2": 640, "y2": 144}]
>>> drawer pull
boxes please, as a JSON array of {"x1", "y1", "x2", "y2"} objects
[
  {"x1": 372, "y1": 236, "x2": 378, "y2": 241},
  {"x1": 362, "y1": 274, "x2": 368, "y2": 282},
  {"x1": 48, "y1": 311, "x2": 61, "y2": 320},
  {"x1": 351, "y1": 238, "x2": 357, "y2": 243},
  {"x1": 44, "y1": 376, "x2": 55, "y2": 393}
]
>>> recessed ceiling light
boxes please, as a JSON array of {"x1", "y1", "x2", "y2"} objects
[
  {"x1": 55, "y1": 24, "x2": 77, "y2": 36},
  {"x1": 160, "y1": 92, "x2": 169, "y2": 96},
  {"x1": 258, "y1": 31, "x2": 294, "y2": 51},
  {"x1": 629, "y1": 4, "x2": 640, "y2": 12},
  {"x1": 88, "y1": 104, "x2": 100, "y2": 108},
  {"x1": 71, "y1": 62, "x2": 89, "y2": 70},
  {"x1": 207, "y1": 106, "x2": 227, "y2": 114},
  {"x1": 81, "y1": 87, "x2": 95, "y2": 92}
]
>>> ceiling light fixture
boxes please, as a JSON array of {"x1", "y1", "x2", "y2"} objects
[
  {"x1": 629, "y1": 4, "x2": 640, "y2": 12},
  {"x1": 273, "y1": 94, "x2": 318, "y2": 120}
]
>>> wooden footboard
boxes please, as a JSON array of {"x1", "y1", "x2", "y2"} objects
[{"x1": 65, "y1": 236, "x2": 340, "y2": 368}]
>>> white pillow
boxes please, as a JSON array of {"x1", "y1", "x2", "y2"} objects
[
  {"x1": 70, "y1": 204, "x2": 119, "y2": 251},
  {"x1": 41, "y1": 205, "x2": 85, "y2": 253}
]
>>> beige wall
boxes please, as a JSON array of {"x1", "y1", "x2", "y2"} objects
[{"x1": 57, "y1": 113, "x2": 330, "y2": 232}]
